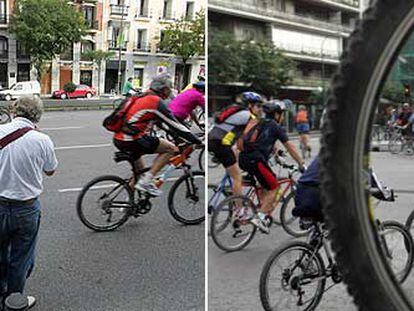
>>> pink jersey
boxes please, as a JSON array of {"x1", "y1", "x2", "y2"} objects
[{"x1": 168, "y1": 88, "x2": 205, "y2": 119}]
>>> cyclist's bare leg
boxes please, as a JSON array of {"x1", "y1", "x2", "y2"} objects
[
  {"x1": 149, "y1": 139, "x2": 179, "y2": 176},
  {"x1": 258, "y1": 189, "x2": 277, "y2": 215},
  {"x1": 129, "y1": 158, "x2": 145, "y2": 188},
  {"x1": 226, "y1": 163, "x2": 243, "y2": 196}
]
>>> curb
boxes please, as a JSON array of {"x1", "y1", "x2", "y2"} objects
[{"x1": 44, "y1": 104, "x2": 115, "y2": 112}]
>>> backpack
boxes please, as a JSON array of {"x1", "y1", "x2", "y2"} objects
[
  {"x1": 237, "y1": 118, "x2": 264, "y2": 152},
  {"x1": 214, "y1": 104, "x2": 245, "y2": 124},
  {"x1": 103, "y1": 92, "x2": 151, "y2": 134},
  {"x1": 296, "y1": 110, "x2": 308, "y2": 123}
]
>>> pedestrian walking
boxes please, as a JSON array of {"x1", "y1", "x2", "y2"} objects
[{"x1": 0, "y1": 97, "x2": 58, "y2": 309}]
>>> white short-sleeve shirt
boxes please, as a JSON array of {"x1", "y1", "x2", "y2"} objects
[{"x1": 0, "y1": 117, "x2": 58, "y2": 200}]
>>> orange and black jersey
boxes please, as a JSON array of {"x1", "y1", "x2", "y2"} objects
[{"x1": 114, "y1": 92, "x2": 200, "y2": 144}]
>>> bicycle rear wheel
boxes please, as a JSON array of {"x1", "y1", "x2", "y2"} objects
[
  {"x1": 210, "y1": 195, "x2": 257, "y2": 252},
  {"x1": 168, "y1": 171, "x2": 205, "y2": 225},
  {"x1": 378, "y1": 221, "x2": 414, "y2": 284},
  {"x1": 321, "y1": 0, "x2": 414, "y2": 310},
  {"x1": 76, "y1": 175, "x2": 132, "y2": 231},
  {"x1": 259, "y1": 241, "x2": 326, "y2": 311}
]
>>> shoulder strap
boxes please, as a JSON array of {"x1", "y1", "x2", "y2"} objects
[{"x1": 0, "y1": 127, "x2": 33, "y2": 150}]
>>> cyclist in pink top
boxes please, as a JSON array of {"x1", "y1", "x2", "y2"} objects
[{"x1": 168, "y1": 81, "x2": 205, "y2": 123}]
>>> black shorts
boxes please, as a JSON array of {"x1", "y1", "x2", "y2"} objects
[
  {"x1": 114, "y1": 135, "x2": 160, "y2": 160},
  {"x1": 239, "y1": 154, "x2": 279, "y2": 191},
  {"x1": 208, "y1": 139, "x2": 236, "y2": 168}
]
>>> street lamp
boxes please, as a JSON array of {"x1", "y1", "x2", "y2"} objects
[{"x1": 117, "y1": 3, "x2": 126, "y2": 95}]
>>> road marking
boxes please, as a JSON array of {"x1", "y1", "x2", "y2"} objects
[
  {"x1": 55, "y1": 143, "x2": 111, "y2": 150},
  {"x1": 43, "y1": 126, "x2": 84, "y2": 131},
  {"x1": 58, "y1": 177, "x2": 180, "y2": 193}
]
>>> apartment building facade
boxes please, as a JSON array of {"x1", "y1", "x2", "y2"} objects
[
  {"x1": 0, "y1": 0, "x2": 205, "y2": 95},
  {"x1": 209, "y1": 0, "x2": 362, "y2": 106}
]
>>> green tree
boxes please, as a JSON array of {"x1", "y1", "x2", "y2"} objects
[
  {"x1": 10, "y1": 0, "x2": 86, "y2": 81},
  {"x1": 82, "y1": 50, "x2": 115, "y2": 95},
  {"x1": 239, "y1": 42, "x2": 294, "y2": 98},
  {"x1": 158, "y1": 10, "x2": 205, "y2": 89},
  {"x1": 381, "y1": 82, "x2": 407, "y2": 103}
]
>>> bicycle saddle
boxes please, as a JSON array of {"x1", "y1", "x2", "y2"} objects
[{"x1": 114, "y1": 151, "x2": 135, "y2": 163}]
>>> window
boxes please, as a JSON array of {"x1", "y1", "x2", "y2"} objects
[
  {"x1": 83, "y1": 7, "x2": 95, "y2": 28},
  {"x1": 0, "y1": 0, "x2": 6, "y2": 23},
  {"x1": 81, "y1": 41, "x2": 95, "y2": 60},
  {"x1": 15, "y1": 84, "x2": 23, "y2": 91},
  {"x1": 134, "y1": 68, "x2": 144, "y2": 87},
  {"x1": 185, "y1": 1, "x2": 194, "y2": 20},
  {"x1": 0, "y1": 36, "x2": 8, "y2": 58},
  {"x1": 136, "y1": 29, "x2": 147, "y2": 50},
  {"x1": 138, "y1": 0, "x2": 148, "y2": 17},
  {"x1": 162, "y1": 0, "x2": 172, "y2": 19},
  {"x1": 60, "y1": 44, "x2": 73, "y2": 61}
]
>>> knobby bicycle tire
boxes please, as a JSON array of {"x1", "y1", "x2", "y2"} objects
[
  {"x1": 167, "y1": 171, "x2": 205, "y2": 225},
  {"x1": 76, "y1": 175, "x2": 133, "y2": 232},
  {"x1": 259, "y1": 241, "x2": 326, "y2": 311},
  {"x1": 320, "y1": 0, "x2": 414, "y2": 310}
]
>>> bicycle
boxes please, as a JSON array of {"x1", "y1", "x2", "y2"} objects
[
  {"x1": 209, "y1": 162, "x2": 299, "y2": 252},
  {"x1": 76, "y1": 134, "x2": 205, "y2": 231},
  {"x1": 0, "y1": 106, "x2": 11, "y2": 124},
  {"x1": 388, "y1": 125, "x2": 414, "y2": 155},
  {"x1": 320, "y1": 1, "x2": 414, "y2": 309},
  {"x1": 259, "y1": 217, "x2": 414, "y2": 311}
]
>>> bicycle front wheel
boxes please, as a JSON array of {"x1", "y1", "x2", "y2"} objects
[
  {"x1": 168, "y1": 171, "x2": 205, "y2": 225},
  {"x1": 388, "y1": 136, "x2": 404, "y2": 154},
  {"x1": 210, "y1": 195, "x2": 257, "y2": 252},
  {"x1": 76, "y1": 175, "x2": 133, "y2": 232},
  {"x1": 378, "y1": 221, "x2": 414, "y2": 284},
  {"x1": 280, "y1": 192, "x2": 309, "y2": 237},
  {"x1": 260, "y1": 241, "x2": 326, "y2": 311}
]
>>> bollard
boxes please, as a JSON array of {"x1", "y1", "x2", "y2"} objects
[{"x1": 4, "y1": 293, "x2": 28, "y2": 311}]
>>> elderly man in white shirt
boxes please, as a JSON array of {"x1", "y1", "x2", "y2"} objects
[{"x1": 0, "y1": 97, "x2": 58, "y2": 310}]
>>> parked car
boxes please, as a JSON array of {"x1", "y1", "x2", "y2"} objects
[
  {"x1": 0, "y1": 81, "x2": 41, "y2": 101},
  {"x1": 52, "y1": 84, "x2": 96, "y2": 99}
]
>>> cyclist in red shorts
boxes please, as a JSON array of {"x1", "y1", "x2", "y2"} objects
[{"x1": 238, "y1": 100, "x2": 305, "y2": 233}]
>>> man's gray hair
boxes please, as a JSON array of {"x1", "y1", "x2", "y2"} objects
[
  {"x1": 13, "y1": 96, "x2": 44, "y2": 123},
  {"x1": 150, "y1": 73, "x2": 173, "y2": 91}
]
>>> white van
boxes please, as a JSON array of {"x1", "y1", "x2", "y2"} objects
[{"x1": 0, "y1": 81, "x2": 41, "y2": 101}]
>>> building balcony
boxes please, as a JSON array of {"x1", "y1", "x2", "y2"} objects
[
  {"x1": 275, "y1": 42, "x2": 341, "y2": 62},
  {"x1": 156, "y1": 45, "x2": 173, "y2": 54},
  {"x1": 134, "y1": 42, "x2": 151, "y2": 53},
  {"x1": 110, "y1": 4, "x2": 128, "y2": 16},
  {"x1": 290, "y1": 76, "x2": 331, "y2": 88},
  {"x1": 0, "y1": 50, "x2": 8, "y2": 59},
  {"x1": 309, "y1": 0, "x2": 360, "y2": 12},
  {"x1": 108, "y1": 40, "x2": 127, "y2": 50},
  {"x1": 85, "y1": 19, "x2": 99, "y2": 30},
  {"x1": 209, "y1": 0, "x2": 353, "y2": 34}
]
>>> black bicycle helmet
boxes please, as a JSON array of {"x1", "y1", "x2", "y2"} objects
[{"x1": 263, "y1": 100, "x2": 286, "y2": 117}]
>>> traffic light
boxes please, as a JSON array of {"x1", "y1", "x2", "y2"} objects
[{"x1": 404, "y1": 84, "x2": 411, "y2": 97}]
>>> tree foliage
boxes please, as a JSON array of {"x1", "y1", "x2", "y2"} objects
[
  {"x1": 208, "y1": 30, "x2": 242, "y2": 86},
  {"x1": 381, "y1": 82, "x2": 407, "y2": 103},
  {"x1": 239, "y1": 42, "x2": 294, "y2": 97},
  {"x1": 208, "y1": 30, "x2": 294, "y2": 97},
  {"x1": 10, "y1": 0, "x2": 86, "y2": 79},
  {"x1": 158, "y1": 10, "x2": 205, "y2": 64}
]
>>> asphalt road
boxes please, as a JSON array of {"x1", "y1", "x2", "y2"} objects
[
  {"x1": 208, "y1": 136, "x2": 414, "y2": 311},
  {"x1": 22, "y1": 110, "x2": 204, "y2": 311}
]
